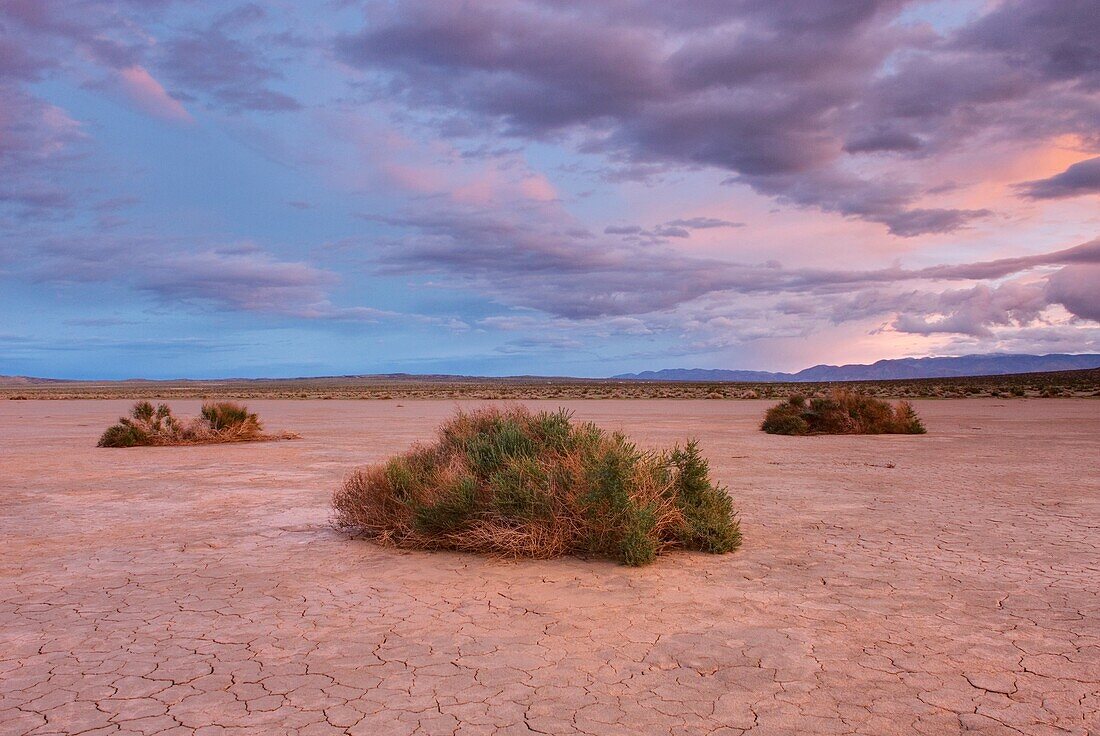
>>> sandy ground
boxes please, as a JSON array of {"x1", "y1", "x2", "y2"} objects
[{"x1": 1, "y1": 399, "x2": 1098, "y2": 736}]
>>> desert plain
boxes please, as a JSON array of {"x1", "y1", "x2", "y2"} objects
[{"x1": 1, "y1": 398, "x2": 1098, "y2": 736}]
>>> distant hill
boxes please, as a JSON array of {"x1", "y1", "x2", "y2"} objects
[
  {"x1": 614, "y1": 353, "x2": 1100, "y2": 382},
  {"x1": 6, "y1": 353, "x2": 1100, "y2": 386},
  {"x1": 0, "y1": 375, "x2": 69, "y2": 386}
]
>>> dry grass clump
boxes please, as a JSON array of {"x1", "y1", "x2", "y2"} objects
[
  {"x1": 97, "y1": 400, "x2": 297, "y2": 447},
  {"x1": 761, "y1": 390, "x2": 926, "y2": 436},
  {"x1": 333, "y1": 405, "x2": 741, "y2": 566}
]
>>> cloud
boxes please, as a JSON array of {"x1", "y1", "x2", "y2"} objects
[
  {"x1": 730, "y1": 169, "x2": 991, "y2": 237},
  {"x1": 336, "y1": 2, "x2": 663, "y2": 131},
  {"x1": 0, "y1": 84, "x2": 85, "y2": 214},
  {"x1": 0, "y1": 0, "x2": 143, "y2": 71},
  {"x1": 116, "y1": 65, "x2": 192, "y2": 122},
  {"x1": 0, "y1": 85, "x2": 83, "y2": 165},
  {"x1": 910, "y1": 238, "x2": 1100, "y2": 281},
  {"x1": 0, "y1": 33, "x2": 52, "y2": 81},
  {"x1": 956, "y1": 0, "x2": 1100, "y2": 91},
  {"x1": 496, "y1": 335, "x2": 585, "y2": 355},
  {"x1": 1, "y1": 0, "x2": 301, "y2": 115},
  {"x1": 337, "y1": 0, "x2": 1099, "y2": 236},
  {"x1": 843, "y1": 128, "x2": 923, "y2": 154},
  {"x1": 664, "y1": 217, "x2": 744, "y2": 230},
  {"x1": 602, "y1": 216, "x2": 744, "y2": 242},
  {"x1": 138, "y1": 248, "x2": 352, "y2": 318},
  {"x1": 23, "y1": 236, "x2": 394, "y2": 322},
  {"x1": 0, "y1": 333, "x2": 233, "y2": 355},
  {"x1": 879, "y1": 208, "x2": 992, "y2": 238},
  {"x1": 368, "y1": 184, "x2": 1100, "y2": 331},
  {"x1": 1016, "y1": 157, "x2": 1100, "y2": 200},
  {"x1": 371, "y1": 207, "x2": 752, "y2": 319},
  {"x1": 891, "y1": 281, "x2": 1048, "y2": 337},
  {"x1": 162, "y1": 25, "x2": 301, "y2": 113},
  {"x1": 604, "y1": 225, "x2": 643, "y2": 236},
  {"x1": 1046, "y1": 264, "x2": 1100, "y2": 322}
]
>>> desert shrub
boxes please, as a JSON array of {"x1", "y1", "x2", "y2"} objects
[
  {"x1": 199, "y1": 401, "x2": 256, "y2": 430},
  {"x1": 98, "y1": 401, "x2": 294, "y2": 447},
  {"x1": 97, "y1": 421, "x2": 148, "y2": 448},
  {"x1": 669, "y1": 440, "x2": 742, "y2": 554},
  {"x1": 761, "y1": 391, "x2": 927, "y2": 436},
  {"x1": 333, "y1": 405, "x2": 740, "y2": 566},
  {"x1": 892, "y1": 401, "x2": 926, "y2": 434}
]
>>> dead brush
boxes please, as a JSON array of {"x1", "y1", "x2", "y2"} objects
[
  {"x1": 97, "y1": 400, "x2": 298, "y2": 447},
  {"x1": 333, "y1": 405, "x2": 741, "y2": 566},
  {"x1": 761, "y1": 390, "x2": 927, "y2": 436}
]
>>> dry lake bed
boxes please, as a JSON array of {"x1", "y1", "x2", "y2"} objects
[{"x1": 2, "y1": 399, "x2": 1098, "y2": 736}]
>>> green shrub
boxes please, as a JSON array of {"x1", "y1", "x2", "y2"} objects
[
  {"x1": 761, "y1": 390, "x2": 927, "y2": 436},
  {"x1": 892, "y1": 401, "x2": 926, "y2": 434},
  {"x1": 98, "y1": 400, "x2": 291, "y2": 447},
  {"x1": 760, "y1": 409, "x2": 810, "y2": 436},
  {"x1": 670, "y1": 441, "x2": 742, "y2": 553},
  {"x1": 490, "y1": 458, "x2": 554, "y2": 520},
  {"x1": 199, "y1": 401, "x2": 257, "y2": 430},
  {"x1": 414, "y1": 474, "x2": 478, "y2": 533},
  {"x1": 618, "y1": 505, "x2": 658, "y2": 566},
  {"x1": 334, "y1": 406, "x2": 741, "y2": 566},
  {"x1": 97, "y1": 421, "x2": 148, "y2": 448}
]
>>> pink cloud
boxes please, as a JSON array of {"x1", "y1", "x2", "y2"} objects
[
  {"x1": 519, "y1": 174, "x2": 558, "y2": 202},
  {"x1": 117, "y1": 66, "x2": 192, "y2": 123}
]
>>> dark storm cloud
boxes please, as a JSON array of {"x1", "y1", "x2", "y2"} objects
[
  {"x1": 338, "y1": 0, "x2": 1098, "y2": 236},
  {"x1": 1016, "y1": 157, "x2": 1100, "y2": 200}
]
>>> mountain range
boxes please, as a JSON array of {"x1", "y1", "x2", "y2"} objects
[
  {"x1": 613, "y1": 353, "x2": 1100, "y2": 382},
  {"x1": 4, "y1": 353, "x2": 1100, "y2": 385}
]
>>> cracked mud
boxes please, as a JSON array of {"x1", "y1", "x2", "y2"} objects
[{"x1": 2, "y1": 399, "x2": 1098, "y2": 735}]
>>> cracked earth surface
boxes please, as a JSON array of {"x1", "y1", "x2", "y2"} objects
[{"x1": 1, "y1": 399, "x2": 1098, "y2": 736}]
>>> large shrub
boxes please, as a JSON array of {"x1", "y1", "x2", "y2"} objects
[
  {"x1": 98, "y1": 401, "x2": 292, "y2": 447},
  {"x1": 761, "y1": 391, "x2": 926, "y2": 435},
  {"x1": 333, "y1": 406, "x2": 741, "y2": 566}
]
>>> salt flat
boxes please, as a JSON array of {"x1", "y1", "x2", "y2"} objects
[{"x1": 2, "y1": 399, "x2": 1097, "y2": 736}]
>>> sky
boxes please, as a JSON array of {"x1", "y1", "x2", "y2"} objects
[{"x1": 1, "y1": 0, "x2": 1098, "y2": 379}]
